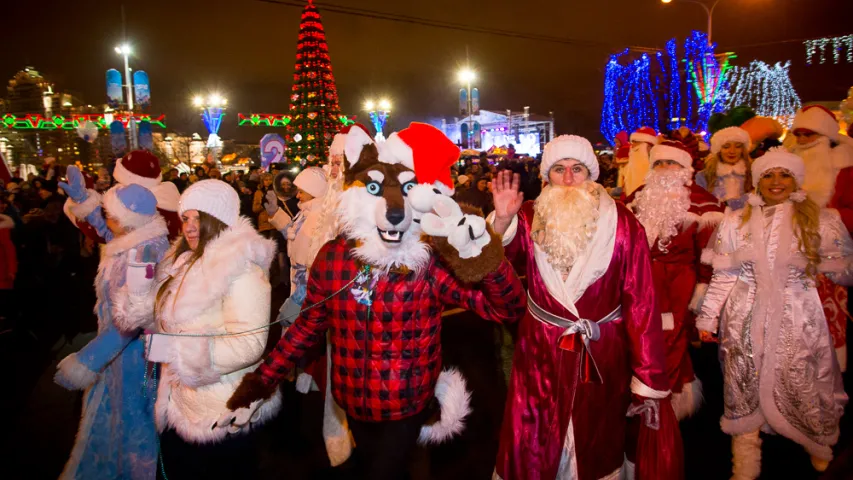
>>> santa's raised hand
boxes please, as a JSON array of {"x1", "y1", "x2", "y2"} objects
[{"x1": 491, "y1": 170, "x2": 524, "y2": 235}]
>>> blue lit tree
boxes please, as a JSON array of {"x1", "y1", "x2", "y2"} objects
[{"x1": 601, "y1": 31, "x2": 731, "y2": 144}]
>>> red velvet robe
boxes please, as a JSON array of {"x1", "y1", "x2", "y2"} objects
[
  {"x1": 495, "y1": 200, "x2": 681, "y2": 480},
  {"x1": 822, "y1": 166, "x2": 853, "y2": 367},
  {"x1": 626, "y1": 184, "x2": 723, "y2": 395}
]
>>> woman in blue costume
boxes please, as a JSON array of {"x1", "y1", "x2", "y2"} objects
[{"x1": 55, "y1": 169, "x2": 170, "y2": 480}]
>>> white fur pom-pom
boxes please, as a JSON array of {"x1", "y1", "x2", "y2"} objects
[
  {"x1": 790, "y1": 190, "x2": 807, "y2": 203},
  {"x1": 747, "y1": 192, "x2": 765, "y2": 207}
]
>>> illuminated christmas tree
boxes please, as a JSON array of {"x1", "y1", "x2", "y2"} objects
[{"x1": 285, "y1": 0, "x2": 343, "y2": 166}]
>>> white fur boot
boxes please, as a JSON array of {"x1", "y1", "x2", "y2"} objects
[{"x1": 731, "y1": 430, "x2": 762, "y2": 480}]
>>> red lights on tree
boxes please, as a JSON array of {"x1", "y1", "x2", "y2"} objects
[{"x1": 285, "y1": 0, "x2": 343, "y2": 166}]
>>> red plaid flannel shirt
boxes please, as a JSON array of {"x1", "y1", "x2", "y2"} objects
[{"x1": 258, "y1": 237, "x2": 527, "y2": 422}]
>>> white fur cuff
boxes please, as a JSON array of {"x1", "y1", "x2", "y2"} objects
[
  {"x1": 630, "y1": 376, "x2": 670, "y2": 399},
  {"x1": 269, "y1": 208, "x2": 292, "y2": 231},
  {"x1": 67, "y1": 190, "x2": 102, "y2": 220},
  {"x1": 55, "y1": 353, "x2": 98, "y2": 390},
  {"x1": 486, "y1": 211, "x2": 518, "y2": 247}
]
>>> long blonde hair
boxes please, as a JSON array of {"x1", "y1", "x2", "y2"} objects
[
  {"x1": 741, "y1": 196, "x2": 821, "y2": 278},
  {"x1": 155, "y1": 211, "x2": 228, "y2": 317},
  {"x1": 702, "y1": 149, "x2": 753, "y2": 194}
]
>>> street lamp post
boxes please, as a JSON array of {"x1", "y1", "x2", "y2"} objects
[
  {"x1": 114, "y1": 44, "x2": 137, "y2": 149},
  {"x1": 364, "y1": 99, "x2": 391, "y2": 142},
  {"x1": 661, "y1": 0, "x2": 723, "y2": 46},
  {"x1": 458, "y1": 68, "x2": 476, "y2": 149}
]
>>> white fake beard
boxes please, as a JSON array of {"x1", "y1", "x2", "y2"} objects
[
  {"x1": 532, "y1": 181, "x2": 600, "y2": 272},
  {"x1": 792, "y1": 136, "x2": 835, "y2": 207},
  {"x1": 634, "y1": 169, "x2": 692, "y2": 250}
]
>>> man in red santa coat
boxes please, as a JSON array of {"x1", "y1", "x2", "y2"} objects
[
  {"x1": 622, "y1": 126, "x2": 659, "y2": 198},
  {"x1": 789, "y1": 105, "x2": 853, "y2": 370},
  {"x1": 626, "y1": 140, "x2": 724, "y2": 420},
  {"x1": 60, "y1": 150, "x2": 182, "y2": 242},
  {"x1": 491, "y1": 134, "x2": 682, "y2": 480}
]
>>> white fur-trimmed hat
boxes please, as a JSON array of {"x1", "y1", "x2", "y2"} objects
[
  {"x1": 630, "y1": 126, "x2": 659, "y2": 146},
  {"x1": 541, "y1": 135, "x2": 599, "y2": 181},
  {"x1": 751, "y1": 147, "x2": 805, "y2": 188},
  {"x1": 102, "y1": 183, "x2": 158, "y2": 229},
  {"x1": 294, "y1": 167, "x2": 328, "y2": 199},
  {"x1": 710, "y1": 126, "x2": 751, "y2": 154},
  {"x1": 179, "y1": 179, "x2": 239, "y2": 227},
  {"x1": 650, "y1": 141, "x2": 694, "y2": 172},
  {"x1": 792, "y1": 105, "x2": 840, "y2": 141}
]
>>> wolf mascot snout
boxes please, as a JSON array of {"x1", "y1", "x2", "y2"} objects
[{"x1": 223, "y1": 123, "x2": 527, "y2": 474}]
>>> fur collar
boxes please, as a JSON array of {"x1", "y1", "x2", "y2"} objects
[
  {"x1": 716, "y1": 160, "x2": 746, "y2": 176},
  {"x1": 832, "y1": 143, "x2": 853, "y2": 171},
  {"x1": 159, "y1": 216, "x2": 276, "y2": 320},
  {"x1": 103, "y1": 215, "x2": 169, "y2": 257}
]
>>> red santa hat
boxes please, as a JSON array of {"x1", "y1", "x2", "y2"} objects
[
  {"x1": 614, "y1": 131, "x2": 629, "y2": 147},
  {"x1": 650, "y1": 141, "x2": 694, "y2": 172},
  {"x1": 630, "y1": 126, "x2": 659, "y2": 146},
  {"x1": 792, "y1": 105, "x2": 840, "y2": 141},
  {"x1": 114, "y1": 150, "x2": 162, "y2": 189},
  {"x1": 710, "y1": 126, "x2": 751, "y2": 154},
  {"x1": 615, "y1": 145, "x2": 630, "y2": 162},
  {"x1": 381, "y1": 122, "x2": 460, "y2": 195}
]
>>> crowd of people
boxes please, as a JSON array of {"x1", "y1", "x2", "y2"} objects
[{"x1": 3, "y1": 106, "x2": 853, "y2": 480}]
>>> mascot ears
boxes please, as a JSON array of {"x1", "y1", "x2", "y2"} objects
[{"x1": 344, "y1": 125, "x2": 375, "y2": 169}]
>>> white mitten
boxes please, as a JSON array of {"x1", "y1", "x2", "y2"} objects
[
  {"x1": 215, "y1": 399, "x2": 265, "y2": 434},
  {"x1": 421, "y1": 196, "x2": 491, "y2": 259},
  {"x1": 126, "y1": 248, "x2": 157, "y2": 295}
]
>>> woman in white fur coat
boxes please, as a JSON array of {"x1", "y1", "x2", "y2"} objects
[{"x1": 123, "y1": 179, "x2": 281, "y2": 479}]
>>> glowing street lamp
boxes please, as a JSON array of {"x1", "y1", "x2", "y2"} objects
[
  {"x1": 114, "y1": 43, "x2": 137, "y2": 149},
  {"x1": 458, "y1": 67, "x2": 477, "y2": 148},
  {"x1": 364, "y1": 98, "x2": 391, "y2": 142}
]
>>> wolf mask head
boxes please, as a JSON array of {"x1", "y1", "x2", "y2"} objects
[{"x1": 337, "y1": 126, "x2": 431, "y2": 273}]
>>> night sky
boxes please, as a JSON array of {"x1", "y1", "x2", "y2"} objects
[{"x1": 3, "y1": 0, "x2": 852, "y2": 144}]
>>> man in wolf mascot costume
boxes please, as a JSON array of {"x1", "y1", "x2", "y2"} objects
[{"x1": 222, "y1": 123, "x2": 527, "y2": 479}]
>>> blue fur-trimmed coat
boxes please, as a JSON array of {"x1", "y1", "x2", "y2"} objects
[{"x1": 56, "y1": 201, "x2": 170, "y2": 480}]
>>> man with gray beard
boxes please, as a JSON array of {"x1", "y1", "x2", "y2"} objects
[
  {"x1": 789, "y1": 105, "x2": 853, "y2": 371},
  {"x1": 626, "y1": 140, "x2": 723, "y2": 421},
  {"x1": 491, "y1": 135, "x2": 683, "y2": 480}
]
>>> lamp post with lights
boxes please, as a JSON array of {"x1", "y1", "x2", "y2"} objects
[
  {"x1": 114, "y1": 44, "x2": 137, "y2": 149},
  {"x1": 661, "y1": 0, "x2": 723, "y2": 46},
  {"x1": 458, "y1": 68, "x2": 476, "y2": 148},
  {"x1": 193, "y1": 94, "x2": 227, "y2": 164},
  {"x1": 364, "y1": 99, "x2": 391, "y2": 142}
]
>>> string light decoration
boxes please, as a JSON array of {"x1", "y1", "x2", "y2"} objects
[
  {"x1": 0, "y1": 113, "x2": 166, "y2": 130},
  {"x1": 284, "y1": 0, "x2": 343, "y2": 166},
  {"x1": 726, "y1": 60, "x2": 801, "y2": 128},
  {"x1": 601, "y1": 31, "x2": 728, "y2": 143},
  {"x1": 804, "y1": 34, "x2": 853, "y2": 65}
]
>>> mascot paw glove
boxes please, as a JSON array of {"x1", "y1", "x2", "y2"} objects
[
  {"x1": 422, "y1": 196, "x2": 491, "y2": 259},
  {"x1": 215, "y1": 399, "x2": 265, "y2": 434},
  {"x1": 126, "y1": 248, "x2": 157, "y2": 294},
  {"x1": 409, "y1": 183, "x2": 443, "y2": 215},
  {"x1": 58, "y1": 165, "x2": 89, "y2": 204},
  {"x1": 263, "y1": 190, "x2": 279, "y2": 217}
]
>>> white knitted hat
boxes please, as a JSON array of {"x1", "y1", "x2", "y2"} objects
[
  {"x1": 710, "y1": 127, "x2": 751, "y2": 154},
  {"x1": 751, "y1": 147, "x2": 805, "y2": 188},
  {"x1": 294, "y1": 167, "x2": 329, "y2": 199},
  {"x1": 179, "y1": 179, "x2": 240, "y2": 226},
  {"x1": 541, "y1": 135, "x2": 599, "y2": 181}
]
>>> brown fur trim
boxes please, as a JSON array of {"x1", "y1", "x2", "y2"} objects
[
  {"x1": 429, "y1": 204, "x2": 506, "y2": 284},
  {"x1": 226, "y1": 371, "x2": 278, "y2": 410}
]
